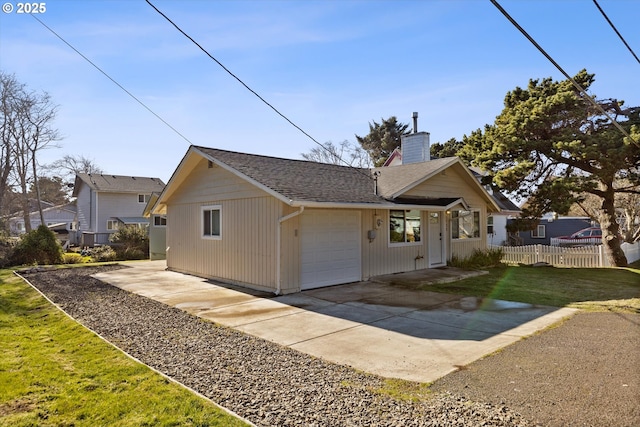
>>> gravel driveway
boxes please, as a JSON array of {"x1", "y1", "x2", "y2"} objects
[{"x1": 20, "y1": 265, "x2": 640, "y2": 426}]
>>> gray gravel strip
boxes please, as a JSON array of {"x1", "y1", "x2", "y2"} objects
[{"x1": 21, "y1": 265, "x2": 530, "y2": 426}]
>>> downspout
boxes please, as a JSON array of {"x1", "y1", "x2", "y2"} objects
[{"x1": 276, "y1": 206, "x2": 305, "y2": 295}]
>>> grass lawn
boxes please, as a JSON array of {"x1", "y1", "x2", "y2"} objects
[
  {"x1": 0, "y1": 269, "x2": 249, "y2": 427},
  {"x1": 395, "y1": 261, "x2": 640, "y2": 313}
]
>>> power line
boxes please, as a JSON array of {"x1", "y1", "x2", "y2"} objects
[
  {"x1": 592, "y1": 0, "x2": 640, "y2": 65},
  {"x1": 490, "y1": 0, "x2": 639, "y2": 148},
  {"x1": 144, "y1": 0, "x2": 374, "y2": 176},
  {"x1": 29, "y1": 14, "x2": 194, "y2": 146}
]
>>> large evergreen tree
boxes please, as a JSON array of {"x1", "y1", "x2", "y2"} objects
[
  {"x1": 355, "y1": 116, "x2": 409, "y2": 166},
  {"x1": 461, "y1": 69, "x2": 640, "y2": 267}
]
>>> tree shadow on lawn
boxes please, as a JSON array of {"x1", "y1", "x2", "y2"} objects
[{"x1": 390, "y1": 264, "x2": 640, "y2": 313}]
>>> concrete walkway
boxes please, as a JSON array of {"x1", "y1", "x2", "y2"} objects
[{"x1": 94, "y1": 261, "x2": 577, "y2": 383}]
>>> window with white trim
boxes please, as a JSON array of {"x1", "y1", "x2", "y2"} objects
[
  {"x1": 202, "y1": 205, "x2": 221, "y2": 239},
  {"x1": 531, "y1": 224, "x2": 545, "y2": 238},
  {"x1": 389, "y1": 209, "x2": 421, "y2": 244},
  {"x1": 452, "y1": 210, "x2": 480, "y2": 239},
  {"x1": 138, "y1": 194, "x2": 150, "y2": 204},
  {"x1": 153, "y1": 215, "x2": 167, "y2": 227},
  {"x1": 107, "y1": 219, "x2": 119, "y2": 231},
  {"x1": 487, "y1": 215, "x2": 494, "y2": 235}
]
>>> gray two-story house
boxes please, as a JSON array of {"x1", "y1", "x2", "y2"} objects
[{"x1": 72, "y1": 173, "x2": 165, "y2": 246}]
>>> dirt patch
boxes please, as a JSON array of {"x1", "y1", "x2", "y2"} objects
[{"x1": 0, "y1": 398, "x2": 36, "y2": 417}]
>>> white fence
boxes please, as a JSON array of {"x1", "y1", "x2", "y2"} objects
[
  {"x1": 620, "y1": 242, "x2": 640, "y2": 264},
  {"x1": 496, "y1": 241, "x2": 640, "y2": 268}
]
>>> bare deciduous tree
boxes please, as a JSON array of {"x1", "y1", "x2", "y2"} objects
[
  {"x1": 301, "y1": 140, "x2": 372, "y2": 168},
  {"x1": 46, "y1": 154, "x2": 103, "y2": 196},
  {"x1": 1, "y1": 71, "x2": 61, "y2": 232}
]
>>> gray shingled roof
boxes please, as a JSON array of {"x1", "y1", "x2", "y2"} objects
[
  {"x1": 192, "y1": 146, "x2": 487, "y2": 209},
  {"x1": 195, "y1": 146, "x2": 384, "y2": 204},
  {"x1": 74, "y1": 173, "x2": 165, "y2": 194}
]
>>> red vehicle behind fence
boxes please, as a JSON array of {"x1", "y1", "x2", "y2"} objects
[{"x1": 553, "y1": 227, "x2": 602, "y2": 246}]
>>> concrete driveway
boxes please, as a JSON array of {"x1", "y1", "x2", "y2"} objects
[{"x1": 94, "y1": 261, "x2": 576, "y2": 383}]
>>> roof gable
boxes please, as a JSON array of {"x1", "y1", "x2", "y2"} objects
[
  {"x1": 374, "y1": 157, "x2": 458, "y2": 198},
  {"x1": 194, "y1": 146, "x2": 382, "y2": 204}
]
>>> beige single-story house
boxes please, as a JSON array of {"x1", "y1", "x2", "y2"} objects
[{"x1": 153, "y1": 137, "x2": 499, "y2": 294}]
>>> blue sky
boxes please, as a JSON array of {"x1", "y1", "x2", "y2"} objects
[{"x1": 1, "y1": 0, "x2": 638, "y2": 183}]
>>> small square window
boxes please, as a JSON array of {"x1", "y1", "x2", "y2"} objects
[
  {"x1": 531, "y1": 225, "x2": 545, "y2": 238},
  {"x1": 107, "y1": 219, "x2": 119, "y2": 231},
  {"x1": 154, "y1": 215, "x2": 167, "y2": 227},
  {"x1": 202, "y1": 205, "x2": 221, "y2": 239},
  {"x1": 138, "y1": 194, "x2": 150, "y2": 204}
]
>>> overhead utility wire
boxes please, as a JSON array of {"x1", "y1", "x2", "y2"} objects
[
  {"x1": 489, "y1": 0, "x2": 640, "y2": 148},
  {"x1": 30, "y1": 14, "x2": 194, "y2": 146},
  {"x1": 144, "y1": 0, "x2": 372, "y2": 176},
  {"x1": 592, "y1": 0, "x2": 640, "y2": 65}
]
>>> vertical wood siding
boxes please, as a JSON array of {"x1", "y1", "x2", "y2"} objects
[
  {"x1": 167, "y1": 197, "x2": 281, "y2": 290},
  {"x1": 165, "y1": 160, "x2": 282, "y2": 291},
  {"x1": 404, "y1": 167, "x2": 486, "y2": 206},
  {"x1": 451, "y1": 239, "x2": 487, "y2": 259},
  {"x1": 361, "y1": 209, "x2": 430, "y2": 278},
  {"x1": 278, "y1": 205, "x2": 302, "y2": 294}
]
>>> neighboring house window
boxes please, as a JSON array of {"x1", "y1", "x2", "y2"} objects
[
  {"x1": 107, "y1": 219, "x2": 119, "y2": 231},
  {"x1": 487, "y1": 215, "x2": 494, "y2": 235},
  {"x1": 531, "y1": 225, "x2": 545, "y2": 238},
  {"x1": 16, "y1": 222, "x2": 25, "y2": 232},
  {"x1": 452, "y1": 210, "x2": 480, "y2": 239},
  {"x1": 202, "y1": 205, "x2": 221, "y2": 239},
  {"x1": 154, "y1": 215, "x2": 167, "y2": 227},
  {"x1": 389, "y1": 209, "x2": 421, "y2": 244},
  {"x1": 138, "y1": 194, "x2": 150, "y2": 204}
]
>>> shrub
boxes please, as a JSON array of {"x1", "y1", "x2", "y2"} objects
[
  {"x1": 0, "y1": 230, "x2": 17, "y2": 268},
  {"x1": 90, "y1": 245, "x2": 117, "y2": 262},
  {"x1": 449, "y1": 247, "x2": 504, "y2": 269},
  {"x1": 109, "y1": 225, "x2": 149, "y2": 259},
  {"x1": 9, "y1": 225, "x2": 63, "y2": 266},
  {"x1": 62, "y1": 252, "x2": 86, "y2": 264},
  {"x1": 117, "y1": 247, "x2": 146, "y2": 261}
]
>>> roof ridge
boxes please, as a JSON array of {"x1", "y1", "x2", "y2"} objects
[{"x1": 194, "y1": 145, "x2": 370, "y2": 172}]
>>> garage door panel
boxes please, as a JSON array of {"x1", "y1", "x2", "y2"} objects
[{"x1": 301, "y1": 210, "x2": 361, "y2": 290}]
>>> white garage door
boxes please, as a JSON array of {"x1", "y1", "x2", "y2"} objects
[{"x1": 301, "y1": 210, "x2": 361, "y2": 290}]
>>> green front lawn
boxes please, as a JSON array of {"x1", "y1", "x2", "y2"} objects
[
  {"x1": 0, "y1": 269, "x2": 248, "y2": 427},
  {"x1": 401, "y1": 262, "x2": 640, "y2": 313}
]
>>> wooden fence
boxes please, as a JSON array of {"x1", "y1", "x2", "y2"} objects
[{"x1": 496, "y1": 241, "x2": 640, "y2": 268}]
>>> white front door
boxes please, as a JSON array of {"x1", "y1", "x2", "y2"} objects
[
  {"x1": 300, "y1": 210, "x2": 361, "y2": 290},
  {"x1": 429, "y1": 212, "x2": 445, "y2": 267}
]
